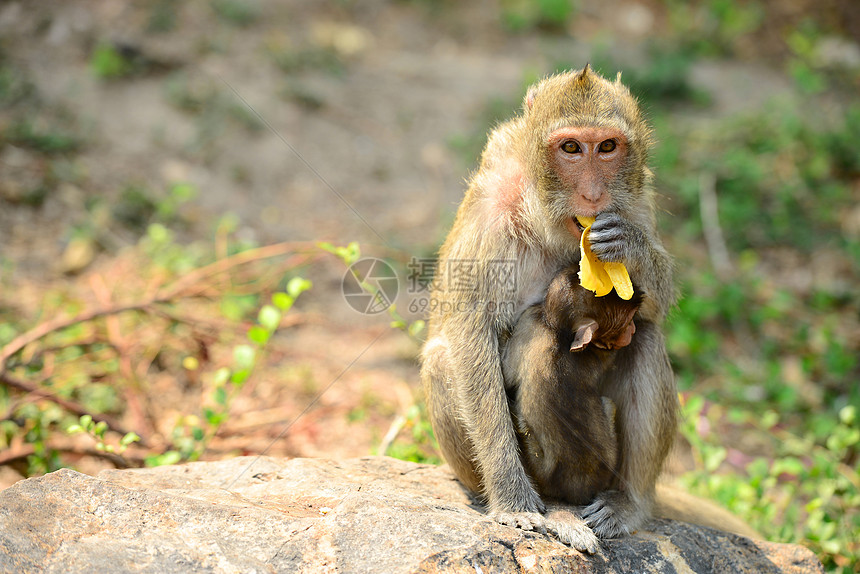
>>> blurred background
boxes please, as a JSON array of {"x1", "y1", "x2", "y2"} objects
[{"x1": 0, "y1": 1, "x2": 857, "y2": 570}]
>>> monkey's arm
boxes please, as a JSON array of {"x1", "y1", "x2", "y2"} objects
[{"x1": 447, "y1": 319, "x2": 546, "y2": 516}]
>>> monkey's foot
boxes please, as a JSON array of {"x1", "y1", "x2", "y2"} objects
[
  {"x1": 544, "y1": 507, "x2": 600, "y2": 553},
  {"x1": 581, "y1": 490, "x2": 648, "y2": 539},
  {"x1": 489, "y1": 510, "x2": 547, "y2": 535}
]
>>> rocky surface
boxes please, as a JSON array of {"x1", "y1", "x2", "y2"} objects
[{"x1": 0, "y1": 456, "x2": 823, "y2": 573}]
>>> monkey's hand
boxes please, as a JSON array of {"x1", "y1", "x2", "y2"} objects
[
  {"x1": 544, "y1": 506, "x2": 600, "y2": 553},
  {"x1": 578, "y1": 215, "x2": 634, "y2": 300},
  {"x1": 588, "y1": 212, "x2": 675, "y2": 321},
  {"x1": 581, "y1": 490, "x2": 649, "y2": 539},
  {"x1": 587, "y1": 213, "x2": 648, "y2": 266}
]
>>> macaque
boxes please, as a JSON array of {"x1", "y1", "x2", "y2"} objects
[
  {"x1": 420, "y1": 66, "x2": 676, "y2": 549},
  {"x1": 503, "y1": 264, "x2": 643, "y2": 507}
]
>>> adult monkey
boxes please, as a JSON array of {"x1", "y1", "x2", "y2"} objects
[{"x1": 420, "y1": 66, "x2": 677, "y2": 547}]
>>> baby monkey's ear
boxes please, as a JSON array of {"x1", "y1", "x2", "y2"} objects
[{"x1": 570, "y1": 319, "x2": 598, "y2": 352}]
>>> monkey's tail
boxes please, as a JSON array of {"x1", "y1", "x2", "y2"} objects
[{"x1": 654, "y1": 484, "x2": 761, "y2": 539}]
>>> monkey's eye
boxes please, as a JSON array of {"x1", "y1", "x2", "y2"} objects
[
  {"x1": 598, "y1": 139, "x2": 617, "y2": 153},
  {"x1": 560, "y1": 141, "x2": 581, "y2": 154}
]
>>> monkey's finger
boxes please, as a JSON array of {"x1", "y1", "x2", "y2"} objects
[
  {"x1": 587, "y1": 225, "x2": 624, "y2": 244},
  {"x1": 588, "y1": 239, "x2": 626, "y2": 263},
  {"x1": 490, "y1": 511, "x2": 547, "y2": 534},
  {"x1": 591, "y1": 211, "x2": 624, "y2": 231}
]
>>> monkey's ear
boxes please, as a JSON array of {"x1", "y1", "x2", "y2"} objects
[
  {"x1": 570, "y1": 319, "x2": 598, "y2": 352},
  {"x1": 574, "y1": 64, "x2": 596, "y2": 89},
  {"x1": 525, "y1": 87, "x2": 537, "y2": 111}
]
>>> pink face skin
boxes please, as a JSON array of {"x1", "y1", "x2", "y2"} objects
[{"x1": 548, "y1": 126, "x2": 628, "y2": 237}]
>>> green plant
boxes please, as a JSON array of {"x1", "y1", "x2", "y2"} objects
[
  {"x1": 588, "y1": 45, "x2": 708, "y2": 109},
  {"x1": 150, "y1": 277, "x2": 312, "y2": 465},
  {"x1": 500, "y1": 0, "x2": 576, "y2": 32},
  {"x1": 90, "y1": 43, "x2": 135, "y2": 79},
  {"x1": 67, "y1": 415, "x2": 140, "y2": 455},
  {"x1": 210, "y1": 0, "x2": 260, "y2": 27},
  {"x1": 678, "y1": 398, "x2": 860, "y2": 572},
  {"x1": 383, "y1": 404, "x2": 440, "y2": 464},
  {"x1": 661, "y1": 0, "x2": 765, "y2": 57},
  {"x1": 0, "y1": 224, "x2": 318, "y2": 474}
]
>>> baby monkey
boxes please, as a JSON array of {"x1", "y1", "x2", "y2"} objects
[{"x1": 503, "y1": 263, "x2": 643, "y2": 506}]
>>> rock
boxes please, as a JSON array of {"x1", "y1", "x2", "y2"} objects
[{"x1": 0, "y1": 456, "x2": 823, "y2": 573}]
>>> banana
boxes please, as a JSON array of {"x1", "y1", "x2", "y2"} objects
[{"x1": 577, "y1": 216, "x2": 634, "y2": 300}]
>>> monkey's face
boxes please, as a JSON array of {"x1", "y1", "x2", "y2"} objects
[
  {"x1": 547, "y1": 125, "x2": 627, "y2": 217},
  {"x1": 524, "y1": 67, "x2": 651, "y2": 242}
]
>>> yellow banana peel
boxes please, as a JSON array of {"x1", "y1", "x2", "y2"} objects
[{"x1": 577, "y1": 216, "x2": 634, "y2": 300}]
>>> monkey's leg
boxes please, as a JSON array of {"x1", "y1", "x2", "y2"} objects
[
  {"x1": 428, "y1": 329, "x2": 548, "y2": 536},
  {"x1": 582, "y1": 320, "x2": 677, "y2": 537},
  {"x1": 421, "y1": 336, "x2": 482, "y2": 494}
]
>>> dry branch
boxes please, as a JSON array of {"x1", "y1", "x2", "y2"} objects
[
  {"x1": 0, "y1": 371, "x2": 144, "y2": 444},
  {"x1": 698, "y1": 173, "x2": 733, "y2": 276},
  {"x1": 0, "y1": 243, "x2": 318, "y2": 367}
]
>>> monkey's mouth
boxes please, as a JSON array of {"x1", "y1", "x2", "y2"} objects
[{"x1": 564, "y1": 216, "x2": 586, "y2": 240}]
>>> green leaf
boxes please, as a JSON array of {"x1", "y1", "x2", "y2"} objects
[
  {"x1": 192, "y1": 426, "x2": 204, "y2": 441},
  {"x1": 702, "y1": 446, "x2": 726, "y2": 472},
  {"x1": 90, "y1": 43, "x2": 132, "y2": 79},
  {"x1": 213, "y1": 367, "x2": 231, "y2": 386},
  {"x1": 316, "y1": 241, "x2": 360, "y2": 264},
  {"x1": 772, "y1": 457, "x2": 805, "y2": 478},
  {"x1": 66, "y1": 425, "x2": 84, "y2": 435},
  {"x1": 272, "y1": 292, "x2": 294, "y2": 311},
  {"x1": 839, "y1": 405, "x2": 856, "y2": 426},
  {"x1": 247, "y1": 325, "x2": 270, "y2": 346},
  {"x1": 203, "y1": 407, "x2": 218, "y2": 425},
  {"x1": 233, "y1": 344, "x2": 256, "y2": 372},
  {"x1": 258, "y1": 305, "x2": 282, "y2": 332},
  {"x1": 214, "y1": 386, "x2": 228, "y2": 406},
  {"x1": 286, "y1": 277, "x2": 312, "y2": 299},
  {"x1": 231, "y1": 369, "x2": 251, "y2": 385},
  {"x1": 120, "y1": 432, "x2": 140, "y2": 447},
  {"x1": 79, "y1": 414, "x2": 93, "y2": 430},
  {"x1": 408, "y1": 320, "x2": 426, "y2": 338},
  {"x1": 170, "y1": 182, "x2": 197, "y2": 202},
  {"x1": 203, "y1": 409, "x2": 225, "y2": 426},
  {"x1": 146, "y1": 450, "x2": 182, "y2": 467}
]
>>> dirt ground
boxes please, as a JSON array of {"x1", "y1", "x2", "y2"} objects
[{"x1": 0, "y1": 1, "x2": 854, "y2": 489}]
